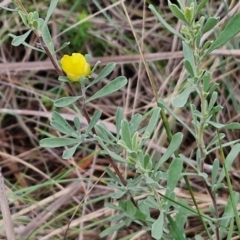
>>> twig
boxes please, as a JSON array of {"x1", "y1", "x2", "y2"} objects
[{"x1": 0, "y1": 168, "x2": 16, "y2": 240}]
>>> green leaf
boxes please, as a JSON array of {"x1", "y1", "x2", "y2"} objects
[
  {"x1": 202, "y1": 17, "x2": 219, "y2": 34},
  {"x1": 44, "y1": 0, "x2": 58, "y2": 25},
  {"x1": 204, "y1": 12, "x2": 240, "y2": 57},
  {"x1": 218, "y1": 144, "x2": 240, "y2": 183},
  {"x1": 158, "y1": 99, "x2": 195, "y2": 137},
  {"x1": 167, "y1": 214, "x2": 186, "y2": 240},
  {"x1": 203, "y1": 71, "x2": 211, "y2": 92},
  {"x1": 151, "y1": 211, "x2": 164, "y2": 240},
  {"x1": 86, "y1": 62, "x2": 116, "y2": 89},
  {"x1": 51, "y1": 111, "x2": 76, "y2": 136},
  {"x1": 184, "y1": 7, "x2": 193, "y2": 23},
  {"x1": 85, "y1": 76, "x2": 127, "y2": 103},
  {"x1": 184, "y1": 59, "x2": 195, "y2": 77},
  {"x1": 73, "y1": 117, "x2": 81, "y2": 134},
  {"x1": 10, "y1": 29, "x2": 32, "y2": 46},
  {"x1": 182, "y1": 42, "x2": 195, "y2": 67},
  {"x1": 125, "y1": 200, "x2": 137, "y2": 217},
  {"x1": 207, "y1": 91, "x2": 218, "y2": 112},
  {"x1": 38, "y1": 18, "x2": 55, "y2": 56},
  {"x1": 86, "y1": 110, "x2": 102, "y2": 134},
  {"x1": 211, "y1": 158, "x2": 219, "y2": 185},
  {"x1": 40, "y1": 138, "x2": 80, "y2": 148},
  {"x1": 95, "y1": 136, "x2": 127, "y2": 163},
  {"x1": 206, "y1": 121, "x2": 225, "y2": 129},
  {"x1": 58, "y1": 76, "x2": 69, "y2": 82},
  {"x1": 105, "y1": 167, "x2": 121, "y2": 183},
  {"x1": 149, "y1": 4, "x2": 184, "y2": 40},
  {"x1": 168, "y1": 1, "x2": 187, "y2": 24},
  {"x1": 222, "y1": 122, "x2": 240, "y2": 130},
  {"x1": 100, "y1": 222, "x2": 125, "y2": 238},
  {"x1": 0, "y1": 5, "x2": 18, "y2": 11},
  {"x1": 18, "y1": 10, "x2": 29, "y2": 27},
  {"x1": 54, "y1": 96, "x2": 82, "y2": 107},
  {"x1": 167, "y1": 158, "x2": 183, "y2": 192},
  {"x1": 62, "y1": 143, "x2": 81, "y2": 159},
  {"x1": 206, "y1": 133, "x2": 225, "y2": 150},
  {"x1": 155, "y1": 132, "x2": 183, "y2": 171},
  {"x1": 142, "y1": 107, "x2": 161, "y2": 140},
  {"x1": 116, "y1": 107, "x2": 123, "y2": 139},
  {"x1": 129, "y1": 113, "x2": 142, "y2": 135},
  {"x1": 172, "y1": 86, "x2": 194, "y2": 108},
  {"x1": 196, "y1": 0, "x2": 208, "y2": 15},
  {"x1": 121, "y1": 120, "x2": 132, "y2": 150},
  {"x1": 55, "y1": 41, "x2": 70, "y2": 53}
]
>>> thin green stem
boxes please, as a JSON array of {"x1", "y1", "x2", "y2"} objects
[{"x1": 216, "y1": 126, "x2": 240, "y2": 235}]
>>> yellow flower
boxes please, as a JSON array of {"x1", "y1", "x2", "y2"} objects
[{"x1": 60, "y1": 53, "x2": 91, "y2": 82}]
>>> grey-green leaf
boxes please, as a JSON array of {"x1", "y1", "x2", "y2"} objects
[
  {"x1": 40, "y1": 138, "x2": 80, "y2": 148},
  {"x1": 85, "y1": 76, "x2": 127, "y2": 103},
  {"x1": 44, "y1": 0, "x2": 58, "y2": 25},
  {"x1": 155, "y1": 132, "x2": 183, "y2": 171},
  {"x1": 168, "y1": 1, "x2": 187, "y2": 24},
  {"x1": 167, "y1": 158, "x2": 183, "y2": 192},
  {"x1": 86, "y1": 110, "x2": 102, "y2": 134},
  {"x1": 86, "y1": 62, "x2": 116, "y2": 89},
  {"x1": 121, "y1": 119, "x2": 132, "y2": 150},
  {"x1": 51, "y1": 111, "x2": 76, "y2": 136},
  {"x1": 10, "y1": 29, "x2": 32, "y2": 46},
  {"x1": 62, "y1": 143, "x2": 81, "y2": 159},
  {"x1": 217, "y1": 144, "x2": 240, "y2": 183},
  {"x1": 204, "y1": 13, "x2": 240, "y2": 57},
  {"x1": 202, "y1": 17, "x2": 219, "y2": 34},
  {"x1": 54, "y1": 96, "x2": 82, "y2": 107},
  {"x1": 152, "y1": 211, "x2": 164, "y2": 240},
  {"x1": 172, "y1": 86, "x2": 194, "y2": 108},
  {"x1": 149, "y1": 4, "x2": 184, "y2": 40}
]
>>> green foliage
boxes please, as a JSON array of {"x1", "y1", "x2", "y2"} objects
[{"x1": 8, "y1": 0, "x2": 240, "y2": 239}]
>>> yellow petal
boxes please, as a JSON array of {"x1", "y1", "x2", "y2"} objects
[{"x1": 60, "y1": 53, "x2": 91, "y2": 82}]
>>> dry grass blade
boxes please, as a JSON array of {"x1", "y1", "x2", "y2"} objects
[{"x1": 0, "y1": 168, "x2": 16, "y2": 240}]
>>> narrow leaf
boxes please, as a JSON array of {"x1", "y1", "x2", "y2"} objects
[
  {"x1": 196, "y1": 0, "x2": 208, "y2": 15},
  {"x1": 158, "y1": 99, "x2": 195, "y2": 137},
  {"x1": 62, "y1": 143, "x2": 81, "y2": 159},
  {"x1": 100, "y1": 222, "x2": 125, "y2": 238},
  {"x1": 206, "y1": 133, "x2": 225, "y2": 150},
  {"x1": 10, "y1": 29, "x2": 32, "y2": 46},
  {"x1": 222, "y1": 122, "x2": 240, "y2": 130},
  {"x1": 204, "y1": 13, "x2": 240, "y2": 56},
  {"x1": 203, "y1": 17, "x2": 219, "y2": 34},
  {"x1": 51, "y1": 111, "x2": 76, "y2": 136},
  {"x1": 121, "y1": 119, "x2": 132, "y2": 150},
  {"x1": 168, "y1": 1, "x2": 187, "y2": 24},
  {"x1": 184, "y1": 59, "x2": 195, "y2": 77},
  {"x1": 86, "y1": 110, "x2": 102, "y2": 134},
  {"x1": 40, "y1": 138, "x2": 80, "y2": 148},
  {"x1": 172, "y1": 86, "x2": 194, "y2": 108},
  {"x1": 116, "y1": 107, "x2": 123, "y2": 139},
  {"x1": 152, "y1": 211, "x2": 164, "y2": 240},
  {"x1": 54, "y1": 96, "x2": 82, "y2": 107},
  {"x1": 44, "y1": 0, "x2": 58, "y2": 25},
  {"x1": 86, "y1": 76, "x2": 127, "y2": 103},
  {"x1": 149, "y1": 4, "x2": 184, "y2": 40},
  {"x1": 142, "y1": 107, "x2": 161, "y2": 140},
  {"x1": 206, "y1": 121, "x2": 225, "y2": 129},
  {"x1": 218, "y1": 144, "x2": 240, "y2": 183},
  {"x1": 155, "y1": 132, "x2": 183, "y2": 171},
  {"x1": 86, "y1": 62, "x2": 116, "y2": 89},
  {"x1": 211, "y1": 158, "x2": 219, "y2": 185},
  {"x1": 167, "y1": 158, "x2": 183, "y2": 192},
  {"x1": 167, "y1": 214, "x2": 186, "y2": 240}
]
